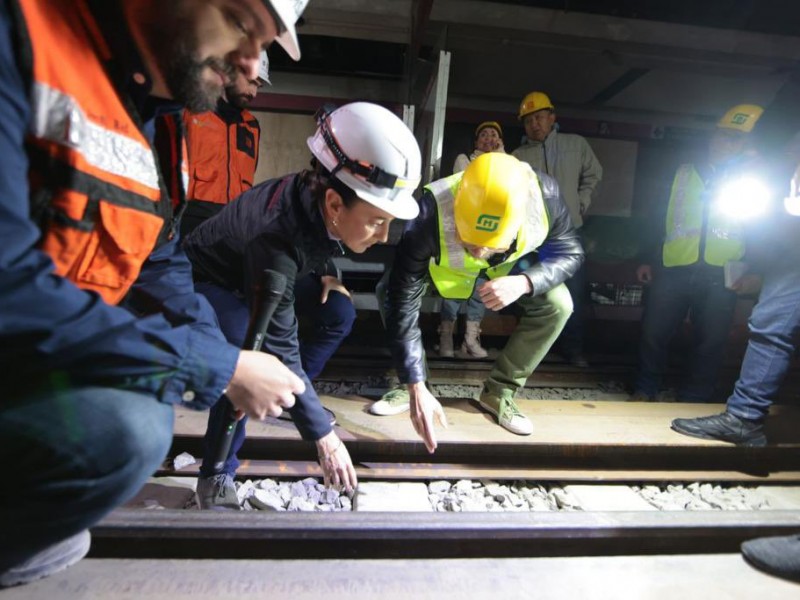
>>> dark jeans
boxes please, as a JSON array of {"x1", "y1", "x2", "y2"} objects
[
  {"x1": 198, "y1": 275, "x2": 355, "y2": 476},
  {"x1": 0, "y1": 387, "x2": 173, "y2": 572},
  {"x1": 635, "y1": 265, "x2": 737, "y2": 402},
  {"x1": 727, "y1": 252, "x2": 800, "y2": 421}
]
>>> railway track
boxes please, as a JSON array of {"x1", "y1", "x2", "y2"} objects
[{"x1": 86, "y1": 363, "x2": 800, "y2": 569}]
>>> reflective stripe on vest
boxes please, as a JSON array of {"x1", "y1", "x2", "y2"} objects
[
  {"x1": 663, "y1": 164, "x2": 744, "y2": 267},
  {"x1": 31, "y1": 82, "x2": 160, "y2": 195},
  {"x1": 426, "y1": 167, "x2": 549, "y2": 299},
  {"x1": 19, "y1": 0, "x2": 170, "y2": 305}
]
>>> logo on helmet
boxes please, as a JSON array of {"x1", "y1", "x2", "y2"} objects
[
  {"x1": 731, "y1": 113, "x2": 749, "y2": 125},
  {"x1": 475, "y1": 214, "x2": 501, "y2": 232}
]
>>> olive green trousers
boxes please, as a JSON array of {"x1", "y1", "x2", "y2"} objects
[{"x1": 484, "y1": 283, "x2": 573, "y2": 397}]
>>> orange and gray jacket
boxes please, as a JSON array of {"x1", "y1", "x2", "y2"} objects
[
  {"x1": 3, "y1": 0, "x2": 238, "y2": 407},
  {"x1": 19, "y1": 0, "x2": 176, "y2": 305}
]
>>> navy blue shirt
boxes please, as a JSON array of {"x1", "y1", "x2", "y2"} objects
[{"x1": 0, "y1": 1, "x2": 238, "y2": 407}]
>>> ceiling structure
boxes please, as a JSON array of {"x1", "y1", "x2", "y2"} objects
[{"x1": 265, "y1": 0, "x2": 800, "y2": 132}]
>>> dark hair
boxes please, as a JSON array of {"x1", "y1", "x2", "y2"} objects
[{"x1": 300, "y1": 158, "x2": 360, "y2": 208}]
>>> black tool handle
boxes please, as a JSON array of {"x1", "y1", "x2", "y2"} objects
[{"x1": 211, "y1": 269, "x2": 288, "y2": 473}]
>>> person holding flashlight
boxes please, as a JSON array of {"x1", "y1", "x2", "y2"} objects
[{"x1": 630, "y1": 104, "x2": 764, "y2": 405}]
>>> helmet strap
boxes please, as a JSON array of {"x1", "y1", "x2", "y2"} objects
[{"x1": 314, "y1": 106, "x2": 403, "y2": 191}]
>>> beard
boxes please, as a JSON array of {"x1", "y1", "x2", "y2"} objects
[
  {"x1": 227, "y1": 91, "x2": 255, "y2": 109},
  {"x1": 164, "y1": 40, "x2": 237, "y2": 113},
  {"x1": 145, "y1": 6, "x2": 237, "y2": 112}
]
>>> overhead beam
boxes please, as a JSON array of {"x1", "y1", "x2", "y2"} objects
[{"x1": 431, "y1": 0, "x2": 800, "y2": 61}]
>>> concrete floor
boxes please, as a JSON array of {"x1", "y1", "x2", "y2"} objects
[{"x1": 4, "y1": 555, "x2": 797, "y2": 599}]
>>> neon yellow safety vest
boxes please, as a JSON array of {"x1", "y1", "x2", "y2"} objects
[
  {"x1": 426, "y1": 169, "x2": 550, "y2": 299},
  {"x1": 663, "y1": 164, "x2": 745, "y2": 267}
]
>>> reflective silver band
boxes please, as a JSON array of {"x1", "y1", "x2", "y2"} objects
[{"x1": 30, "y1": 82, "x2": 160, "y2": 193}]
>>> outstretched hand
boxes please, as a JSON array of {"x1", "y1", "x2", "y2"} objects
[
  {"x1": 316, "y1": 430, "x2": 358, "y2": 493},
  {"x1": 408, "y1": 381, "x2": 447, "y2": 453}
]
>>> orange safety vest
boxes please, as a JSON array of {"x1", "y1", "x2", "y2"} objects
[
  {"x1": 184, "y1": 108, "x2": 261, "y2": 204},
  {"x1": 17, "y1": 0, "x2": 176, "y2": 305}
]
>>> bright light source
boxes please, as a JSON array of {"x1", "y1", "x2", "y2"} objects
[
  {"x1": 715, "y1": 176, "x2": 770, "y2": 220},
  {"x1": 784, "y1": 195, "x2": 800, "y2": 216}
]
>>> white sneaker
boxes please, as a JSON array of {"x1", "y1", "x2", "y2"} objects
[
  {"x1": 369, "y1": 387, "x2": 410, "y2": 416},
  {"x1": 477, "y1": 391, "x2": 533, "y2": 436}
]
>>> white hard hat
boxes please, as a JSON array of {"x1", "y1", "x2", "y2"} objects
[
  {"x1": 264, "y1": 0, "x2": 309, "y2": 61},
  {"x1": 257, "y1": 50, "x2": 271, "y2": 86},
  {"x1": 307, "y1": 102, "x2": 422, "y2": 220}
]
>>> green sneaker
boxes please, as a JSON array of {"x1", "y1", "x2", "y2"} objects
[
  {"x1": 370, "y1": 386, "x2": 410, "y2": 416},
  {"x1": 477, "y1": 388, "x2": 533, "y2": 436}
]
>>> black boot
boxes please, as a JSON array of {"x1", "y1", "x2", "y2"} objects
[
  {"x1": 670, "y1": 412, "x2": 766, "y2": 447},
  {"x1": 741, "y1": 534, "x2": 800, "y2": 582}
]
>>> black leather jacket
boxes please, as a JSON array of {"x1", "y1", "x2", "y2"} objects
[{"x1": 384, "y1": 172, "x2": 584, "y2": 383}]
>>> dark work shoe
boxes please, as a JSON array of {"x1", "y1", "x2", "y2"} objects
[
  {"x1": 670, "y1": 412, "x2": 767, "y2": 447},
  {"x1": 741, "y1": 534, "x2": 800, "y2": 583},
  {"x1": 0, "y1": 530, "x2": 90, "y2": 587},
  {"x1": 196, "y1": 473, "x2": 240, "y2": 510}
]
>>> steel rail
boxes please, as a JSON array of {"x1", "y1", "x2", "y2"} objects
[
  {"x1": 157, "y1": 459, "x2": 800, "y2": 484},
  {"x1": 169, "y1": 433, "x2": 800, "y2": 477},
  {"x1": 91, "y1": 508, "x2": 800, "y2": 560}
]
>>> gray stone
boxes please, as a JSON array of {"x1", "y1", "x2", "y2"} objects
[
  {"x1": 287, "y1": 497, "x2": 316, "y2": 512},
  {"x1": 236, "y1": 480, "x2": 256, "y2": 505},
  {"x1": 290, "y1": 481, "x2": 308, "y2": 500},
  {"x1": 322, "y1": 488, "x2": 340, "y2": 505},
  {"x1": 172, "y1": 452, "x2": 196, "y2": 471},
  {"x1": 307, "y1": 489, "x2": 322, "y2": 505},
  {"x1": 250, "y1": 489, "x2": 285, "y2": 511},
  {"x1": 453, "y1": 479, "x2": 474, "y2": 494},
  {"x1": 528, "y1": 497, "x2": 553, "y2": 512},
  {"x1": 429, "y1": 480, "x2": 452, "y2": 494}
]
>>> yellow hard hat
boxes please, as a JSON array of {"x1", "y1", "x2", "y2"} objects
[
  {"x1": 717, "y1": 104, "x2": 764, "y2": 133},
  {"x1": 475, "y1": 121, "x2": 503, "y2": 139},
  {"x1": 454, "y1": 153, "x2": 528, "y2": 249},
  {"x1": 518, "y1": 91, "x2": 554, "y2": 120}
]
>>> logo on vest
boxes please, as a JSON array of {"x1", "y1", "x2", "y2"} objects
[{"x1": 475, "y1": 214, "x2": 500, "y2": 232}]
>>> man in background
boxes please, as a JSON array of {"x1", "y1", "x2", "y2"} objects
[
  {"x1": 512, "y1": 91, "x2": 602, "y2": 367},
  {"x1": 179, "y1": 51, "x2": 270, "y2": 237},
  {"x1": 632, "y1": 104, "x2": 763, "y2": 404}
]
